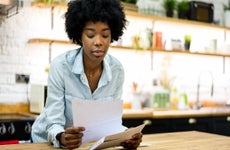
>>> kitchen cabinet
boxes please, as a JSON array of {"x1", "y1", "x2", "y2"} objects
[
  {"x1": 0, "y1": 113, "x2": 35, "y2": 142},
  {"x1": 213, "y1": 116, "x2": 230, "y2": 136},
  {"x1": 122, "y1": 118, "x2": 171, "y2": 134},
  {"x1": 122, "y1": 109, "x2": 230, "y2": 136},
  {"x1": 122, "y1": 117, "x2": 214, "y2": 135},
  {"x1": 171, "y1": 116, "x2": 214, "y2": 133}
]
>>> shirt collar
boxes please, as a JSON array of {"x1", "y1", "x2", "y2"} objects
[
  {"x1": 71, "y1": 47, "x2": 112, "y2": 83},
  {"x1": 72, "y1": 47, "x2": 84, "y2": 75}
]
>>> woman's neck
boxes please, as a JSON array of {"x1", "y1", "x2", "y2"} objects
[{"x1": 83, "y1": 58, "x2": 103, "y2": 92}]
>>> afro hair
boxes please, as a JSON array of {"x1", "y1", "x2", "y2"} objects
[{"x1": 65, "y1": 0, "x2": 127, "y2": 46}]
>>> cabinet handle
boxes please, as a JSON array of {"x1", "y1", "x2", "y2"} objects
[
  {"x1": 8, "y1": 123, "x2": 15, "y2": 135},
  {"x1": 227, "y1": 116, "x2": 230, "y2": 122},
  {"x1": 143, "y1": 120, "x2": 152, "y2": 126},
  {"x1": 0, "y1": 123, "x2": 6, "y2": 135},
  {"x1": 188, "y1": 118, "x2": 197, "y2": 124},
  {"x1": 25, "y1": 122, "x2": 32, "y2": 134}
]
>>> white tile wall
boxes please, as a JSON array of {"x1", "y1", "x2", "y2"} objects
[{"x1": 0, "y1": 0, "x2": 230, "y2": 104}]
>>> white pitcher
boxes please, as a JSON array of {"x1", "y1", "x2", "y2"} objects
[{"x1": 224, "y1": 11, "x2": 230, "y2": 27}]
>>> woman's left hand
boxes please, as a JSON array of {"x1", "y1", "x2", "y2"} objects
[{"x1": 121, "y1": 132, "x2": 143, "y2": 150}]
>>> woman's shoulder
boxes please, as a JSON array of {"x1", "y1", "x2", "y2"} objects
[
  {"x1": 105, "y1": 54, "x2": 124, "y2": 71},
  {"x1": 51, "y1": 48, "x2": 80, "y2": 65}
]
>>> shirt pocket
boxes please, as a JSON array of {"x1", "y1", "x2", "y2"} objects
[
  {"x1": 65, "y1": 94, "x2": 84, "y2": 102},
  {"x1": 94, "y1": 96, "x2": 114, "y2": 101},
  {"x1": 65, "y1": 94, "x2": 83, "y2": 124}
]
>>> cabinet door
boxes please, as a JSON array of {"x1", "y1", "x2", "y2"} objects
[
  {"x1": 213, "y1": 116, "x2": 230, "y2": 136},
  {"x1": 0, "y1": 120, "x2": 34, "y2": 141},
  {"x1": 172, "y1": 117, "x2": 213, "y2": 133},
  {"x1": 122, "y1": 118, "x2": 171, "y2": 134}
]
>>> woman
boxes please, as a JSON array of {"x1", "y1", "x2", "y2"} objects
[{"x1": 31, "y1": 0, "x2": 142, "y2": 149}]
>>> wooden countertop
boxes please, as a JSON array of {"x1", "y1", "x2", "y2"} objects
[
  {"x1": 1, "y1": 103, "x2": 230, "y2": 119},
  {"x1": 123, "y1": 107, "x2": 230, "y2": 119},
  {"x1": 1, "y1": 131, "x2": 230, "y2": 150},
  {"x1": 4, "y1": 108, "x2": 229, "y2": 120}
]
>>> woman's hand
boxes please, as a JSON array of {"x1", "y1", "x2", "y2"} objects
[
  {"x1": 60, "y1": 126, "x2": 85, "y2": 150},
  {"x1": 121, "y1": 132, "x2": 143, "y2": 150}
]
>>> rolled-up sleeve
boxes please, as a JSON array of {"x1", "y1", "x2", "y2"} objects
[{"x1": 45, "y1": 59, "x2": 66, "y2": 147}]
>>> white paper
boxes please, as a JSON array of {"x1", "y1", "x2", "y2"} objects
[
  {"x1": 71, "y1": 99, "x2": 127, "y2": 145},
  {"x1": 89, "y1": 123, "x2": 146, "y2": 150}
]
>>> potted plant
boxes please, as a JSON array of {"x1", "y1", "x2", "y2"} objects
[
  {"x1": 224, "y1": 0, "x2": 230, "y2": 27},
  {"x1": 184, "y1": 34, "x2": 191, "y2": 50},
  {"x1": 176, "y1": 0, "x2": 189, "y2": 19},
  {"x1": 32, "y1": 0, "x2": 66, "y2": 6},
  {"x1": 124, "y1": 0, "x2": 137, "y2": 4},
  {"x1": 162, "y1": 0, "x2": 176, "y2": 17},
  {"x1": 121, "y1": 0, "x2": 138, "y2": 12}
]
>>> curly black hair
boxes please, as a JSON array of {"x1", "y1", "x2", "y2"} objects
[{"x1": 65, "y1": 0, "x2": 127, "y2": 46}]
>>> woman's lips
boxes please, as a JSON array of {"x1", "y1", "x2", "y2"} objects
[{"x1": 92, "y1": 50, "x2": 105, "y2": 57}]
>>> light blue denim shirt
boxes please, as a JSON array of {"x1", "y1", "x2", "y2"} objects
[{"x1": 31, "y1": 47, "x2": 125, "y2": 147}]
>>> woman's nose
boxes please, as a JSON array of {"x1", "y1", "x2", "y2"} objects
[{"x1": 94, "y1": 35, "x2": 103, "y2": 46}]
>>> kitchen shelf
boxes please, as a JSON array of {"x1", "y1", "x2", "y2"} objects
[
  {"x1": 124, "y1": 10, "x2": 230, "y2": 74},
  {"x1": 27, "y1": 38, "x2": 230, "y2": 57},
  {"x1": 112, "y1": 45, "x2": 230, "y2": 57},
  {"x1": 125, "y1": 11, "x2": 230, "y2": 31},
  {"x1": 31, "y1": 2, "x2": 67, "y2": 8},
  {"x1": 28, "y1": 38, "x2": 72, "y2": 44},
  {"x1": 31, "y1": 1, "x2": 230, "y2": 30},
  {"x1": 31, "y1": 1, "x2": 230, "y2": 31}
]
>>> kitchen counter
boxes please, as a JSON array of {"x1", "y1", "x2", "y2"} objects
[
  {"x1": 2, "y1": 108, "x2": 230, "y2": 119},
  {"x1": 122, "y1": 107, "x2": 230, "y2": 119},
  {"x1": 1, "y1": 103, "x2": 230, "y2": 119},
  {"x1": 122, "y1": 107, "x2": 230, "y2": 136},
  {"x1": 1, "y1": 131, "x2": 230, "y2": 150}
]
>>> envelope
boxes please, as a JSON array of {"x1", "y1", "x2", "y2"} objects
[{"x1": 89, "y1": 123, "x2": 146, "y2": 150}]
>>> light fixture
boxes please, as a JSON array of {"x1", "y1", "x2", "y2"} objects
[{"x1": 0, "y1": 0, "x2": 23, "y2": 18}]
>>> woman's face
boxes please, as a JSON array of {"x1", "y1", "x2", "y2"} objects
[{"x1": 81, "y1": 21, "x2": 111, "y2": 63}]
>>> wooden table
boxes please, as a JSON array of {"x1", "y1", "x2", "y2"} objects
[{"x1": 1, "y1": 131, "x2": 230, "y2": 150}]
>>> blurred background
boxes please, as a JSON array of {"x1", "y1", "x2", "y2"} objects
[{"x1": 0, "y1": 0, "x2": 230, "y2": 110}]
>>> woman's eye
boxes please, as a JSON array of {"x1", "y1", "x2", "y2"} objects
[
  {"x1": 102, "y1": 34, "x2": 109, "y2": 38},
  {"x1": 87, "y1": 34, "x2": 94, "y2": 38}
]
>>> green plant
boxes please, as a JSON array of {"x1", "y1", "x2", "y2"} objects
[
  {"x1": 124, "y1": 0, "x2": 137, "y2": 4},
  {"x1": 176, "y1": 0, "x2": 189, "y2": 13},
  {"x1": 184, "y1": 35, "x2": 191, "y2": 42},
  {"x1": 163, "y1": 0, "x2": 176, "y2": 12},
  {"x1": 33, "y1": 0, "x2": 66, "y2": 5},
  {"x1": 223, "y1": 0, "x2": 230, "y2": 11},
  {"x1": 184, "y1": 34, "x2": 191, "y2": 50}
]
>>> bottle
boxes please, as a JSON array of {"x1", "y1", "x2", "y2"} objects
[
  {"x1": 170, "y1": 87, "x2": 179, "y2": 110},
  {"x1": 177, "y1": 92, "x2": 189, "y2": 110},
  {"x1": 151, "y1": 79, "x2": 170, "y2": 110},
  {"x1": 130, "y1": 82, "x2": 142, "y2": 110}
]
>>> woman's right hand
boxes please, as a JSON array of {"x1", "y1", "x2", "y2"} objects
[{"x1": 60, "y1": 126, "x2": 85, "y2": 150}]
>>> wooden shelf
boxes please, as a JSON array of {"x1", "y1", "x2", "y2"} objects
[
  {"x1": 125, "y1": 11, "x2": 230, "y2": 31},
  {"x1": 112, "y1": 46, "x2": 230, "y2": 57},
  {"x1": 28, "y1": 38, "x2": 230, "y2": 57},
  {"x1": 27, "y1": 5, "x2": 230, "y2": 57},
  {"x1": 149, "y1": 48, "x2": 230, "y2": 57},
  {"x1": 30, "y1": 1, "x2": 230, "y2": 31},
  {"x1": 28, "y1": 38, "x2": 72, "y2": 44},
  {"x1": 31, "y1": 2, "x2": 67, "y2": 8}
]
